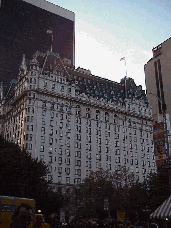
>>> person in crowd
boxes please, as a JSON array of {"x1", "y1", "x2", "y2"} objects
[{"x1": 11, "y1": 203, "x2": 33, "y2": 228}]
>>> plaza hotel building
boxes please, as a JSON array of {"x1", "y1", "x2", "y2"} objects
[{"x1": 0, "y1": 51, "x2": 156, "y2": 187}]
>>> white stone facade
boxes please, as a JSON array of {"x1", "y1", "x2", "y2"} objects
[{"x1": 0, "y1": 51, "x2": 156, "y2": 185}]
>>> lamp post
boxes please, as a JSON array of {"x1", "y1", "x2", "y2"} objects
[{"x1": 149, "y1": 92, "x2": 171, "y2": 195}]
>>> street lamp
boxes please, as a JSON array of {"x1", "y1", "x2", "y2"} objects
[{"x1": 148, "y1": 92, "x2": 171, "y2": 195}]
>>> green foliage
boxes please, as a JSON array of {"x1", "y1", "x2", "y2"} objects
[
  {"x1": 0, "y1": 136, "x2": 63, "y2": 216},
  {"x1": 74, "y1": 166, "x2": 171, "y2": 222},
  {"x1": 146, "y1": 166, "x2": 170, "y2": 211},
  {"x1": 75, "y1": 170, "x2": 114, "y2": 219}
]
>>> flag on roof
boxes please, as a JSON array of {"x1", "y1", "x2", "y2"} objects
[
  {"x1": 120, "y1": 57, "x2": 125, "y2": 61},
  {"x1": 47, "y1": 29, "x2": 52, "y2": 34}
]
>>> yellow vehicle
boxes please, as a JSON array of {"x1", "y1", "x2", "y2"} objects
[{"x1": 0, "y1": 195, "x2": 35, "y2": 228}]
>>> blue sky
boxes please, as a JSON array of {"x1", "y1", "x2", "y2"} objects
[{"x1": 49, "y1": 0, "x2": 171, "y2": 90}]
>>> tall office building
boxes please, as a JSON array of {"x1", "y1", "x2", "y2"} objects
[
  {"x1": 0, "y1": 0, "x2": 75, "y2": 95},
  {"x1": 144, "y1": 37, "x2": 171, "y2": 126},
  {"x1": 0, "y1": 51, "x2": 156, "y2": 187}
]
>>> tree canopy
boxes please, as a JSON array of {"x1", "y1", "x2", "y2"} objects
[
  {"x1": 75, "y1": 166, "x2": 171, "y2": 223},
  {"x1": 0, "y1": 136, "x2": 63, "y2": 216}
]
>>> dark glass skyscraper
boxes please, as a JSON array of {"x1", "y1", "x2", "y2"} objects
[{"x1": 0, "y1": 0, "x2": 75, "y2": 95}]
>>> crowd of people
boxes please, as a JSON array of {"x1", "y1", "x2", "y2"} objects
[{"x1": 10, "y1": 203, "x2": 170, "y2": 228}]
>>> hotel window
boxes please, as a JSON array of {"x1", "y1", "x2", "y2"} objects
[
  {"x1": 42, "y1": 118, "x2": 45, "y2": 125},
  {"x1": 40, "y1": 155, "x2": 44, "y2": 161},
  {"x1": 40, "y1": 145, "x2": 44, "y2": 152},
  {"x1": 75, "y1": 160, "x2": 81, "y2": 166},
  {"x1": 115, "y1": 141, "x2": 119, "y2": 147},
  {"x1": 58, "y1": 167, "x2": 62, "y2": 174},
  {"x1": 28, "y1": 144, "x2": 32, "y2": 150},
  {"x1": 75, "y1": 169, "x2": 81, "y2": 176},
  {"x1": 50, "y1": 120, "x2": 53, "y2": 126},
  {"x1": 66, "y1": 149, "x2": 70, "y2": 156},
  {"x1": 50, "y1": 103, "x2": 54, "y2": 109},
  {"x1": 66, "y1": 132, "x2": 71, "y2": 138},
  {"x1": 67, "y1": 115, "x2": 71, "y2": 121},
  {"x1": 42, "y1": 102, "x2": 46, "y2": 107},
  {"x1": 65, "y1": 168, "x2": 70, "y2": 175},
  {"x1": 52, "y1": 83, "x2": 55, "y2": 89},
  {"x1": 115, "y1": 157, "x2": 120, "y2": 163},
  {"x1": 59, "y1": 139, "x2": 62, "y2": 145},
  {"x1": 49, "y1": 147, "x2": 53, "y2": 154},
  {"x1": 59, "y1": 131, "x2": 63, "y2": 137},
  {"x1": 58, "y1": 157, "x2": 62, "y2": 165},
  {"x1": 59, "y1": 122, "x2": 63, "y2": 128},
  {"x1": 86, "y1": 170, "x2": 89, "y2": 176},
  {"x1": 59, "y1": 148, "x2": 62, "y2": 155},
  {"x1": 41, "y1": 136, "x2": 45, "y2": 143},
  {"x1": 44, "y1": 81, "x2": 47, "y2": 87},
  {"x1": 99, "y1": 146, "x2": 101, "y2": 152},
  {"x1": 49, "y1": 129, "x2": 53, "y2": 136},
  {"x1": 30, "y1": 125, "x2": 33, "y2": 131},
  {"x1": 115, "y1": 149, "x2": 120, "y2": 155},
  {"x1": 67, "y1": 123, "x2": 71, "y2": 130},
  {"x1": 105, "y1": 147, "x2": 109, "y2": 153},
  {"x1": 60, "y1": 114, "x2": 63, "y2": 120},
  {"x1": 142, "y1": 168, "x2": 145, "y2": 174},
  {"x1": 41, "y1": 127, "x2": 45, "y2": 134},
  {"x1": 58, "y1": 176, "x2": 62, "y2": 183},
  {"x1": 66, "y1": 158, "x2": 70, "y2": 165},
  {"x1": 49, "y1": 138, "x2": 53, "y2": 145},
  {"x1": 42, "y1": 110, "x2": 46, "y2": 116}
]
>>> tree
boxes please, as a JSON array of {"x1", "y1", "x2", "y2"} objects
[
  {"x1": 146, "y1": 165, "x2": 170, "y2": 211},
  {"x1": 0, "y1": 136, "x2": 63, "y2": 216},
  {"x1": 76, "y1": 169, "x2": 116, "y2": 220}
]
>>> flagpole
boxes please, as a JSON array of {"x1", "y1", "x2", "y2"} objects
[
  {"x1": 120, "y1": 57, "x2": 127, "y2": 99},
  {"x1": 51, "y1": 29, "x2": 53, "y2": 52},
  {"x1": 125, "y1": 58, "x2": 127, "y2": 77},
  {"x1": 125, "y1": 58, "x2": 127, "y2": 99}
]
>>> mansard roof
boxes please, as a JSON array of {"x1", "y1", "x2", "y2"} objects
[{"x1": 6, "y1": 51, "x2": 149, "y2": 106}]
